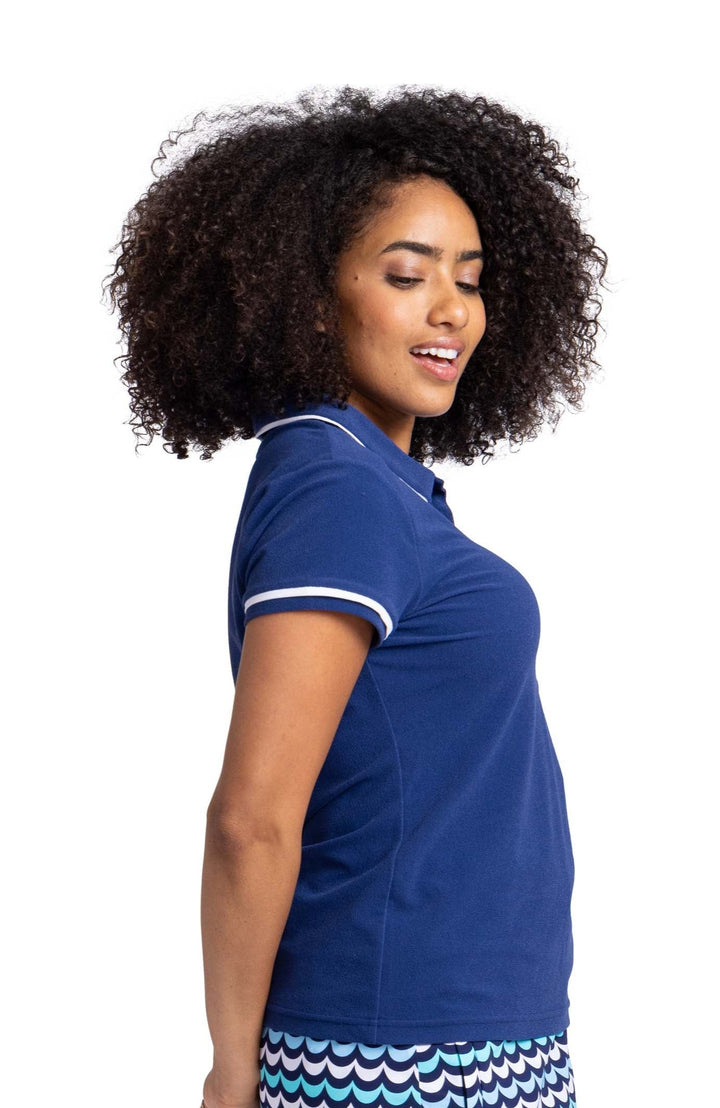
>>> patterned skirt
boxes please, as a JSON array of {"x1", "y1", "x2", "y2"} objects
[{"x1": 259, "y1": 1024, "x2": 576, "y2": 1108}]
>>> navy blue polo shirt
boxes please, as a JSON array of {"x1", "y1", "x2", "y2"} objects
[{"x1": 227, "y1": 396, "x2": 575, "y2": 1045}]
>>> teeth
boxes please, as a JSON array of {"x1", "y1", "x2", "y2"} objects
[{"x1": 411, "y1": 347, "x2": 457, "y2": 359}]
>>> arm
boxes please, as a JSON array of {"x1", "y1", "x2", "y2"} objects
[{"x1": 201, "y1": 607, "x2": 374, "y2": 1108}]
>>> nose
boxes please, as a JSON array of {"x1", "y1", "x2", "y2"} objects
[{"x1": 427, "y1": 276, "x2": 471, "y2": 328}]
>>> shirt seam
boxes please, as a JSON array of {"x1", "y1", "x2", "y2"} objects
[
  {"x1": 262, "y1": 998, "x2": 570, "y2": 1028},
  {"x1": 364, "y1": 658, "x2": 406, "y2": 1042}
]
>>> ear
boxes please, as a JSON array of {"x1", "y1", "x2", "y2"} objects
[{"x1": 314, "y1": 300, "x2": 327, "y2": 333}]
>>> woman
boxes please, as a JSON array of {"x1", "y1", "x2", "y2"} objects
[{"x1": 104, "y1": 85, "x2": 608, "y2": 1108}]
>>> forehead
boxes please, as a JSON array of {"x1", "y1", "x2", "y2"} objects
[{"x1": 354, "y1": 177, "x2": 481, "y2": 251}]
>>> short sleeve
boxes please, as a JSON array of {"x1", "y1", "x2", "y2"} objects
[{"x1": 240, "y1": 459, "x2": 421, "y2": 646}]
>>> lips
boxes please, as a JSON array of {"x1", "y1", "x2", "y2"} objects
[{"x1": 409, "y1": 350, "x2": 460, "y2": 381}]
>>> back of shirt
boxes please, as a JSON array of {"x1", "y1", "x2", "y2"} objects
[{"x1": 227, "y1": 398, "x2": 575, "y2": 1046}]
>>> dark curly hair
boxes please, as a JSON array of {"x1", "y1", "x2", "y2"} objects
[{"x1": 101, "y1": 84, "x2": 609, "y2": 465}]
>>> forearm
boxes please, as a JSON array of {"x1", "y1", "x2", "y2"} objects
[{"x1": 201, "y1": 818, "x2": 302, "y2": 1089}]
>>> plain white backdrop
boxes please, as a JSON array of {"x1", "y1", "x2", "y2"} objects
[{"x1": 2, "y1": 2, "x2": 717, "y2": 1104}]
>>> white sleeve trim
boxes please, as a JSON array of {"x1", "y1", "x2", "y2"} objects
[{"x1": 244, "y1": 586, "x2": 392, "y2": 640}]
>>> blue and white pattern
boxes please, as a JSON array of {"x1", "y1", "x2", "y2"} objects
[{"x1": 259, "y1": 1025, "x2": 576, "y2": 1108}]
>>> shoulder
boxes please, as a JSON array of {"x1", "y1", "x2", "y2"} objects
[
  {"x1": 253, "y1": 413, "x2": 372, "y2": 471},
  {"x1": 234, "y1": 420, "x2": 424, "y2": 640},
  {"x1": 247, "y1": 419, "x2": 410, "y2": 516}
]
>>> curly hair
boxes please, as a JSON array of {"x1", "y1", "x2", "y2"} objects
[{"x1": 101, "y1": 84, "x2": 609, "y2": 465}]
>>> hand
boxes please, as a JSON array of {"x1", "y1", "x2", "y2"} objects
[{"x1": 201, "y1": 1066, "x2": 260, "y2": 1108}]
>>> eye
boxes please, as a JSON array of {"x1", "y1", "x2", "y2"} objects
[{"x1": 386, "y1": 275, "x2": 483, "y2": 294}]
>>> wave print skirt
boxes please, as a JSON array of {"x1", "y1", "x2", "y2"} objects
[{"x1": 259, "y1": 1025, "x2": 576, "y2": 1108}]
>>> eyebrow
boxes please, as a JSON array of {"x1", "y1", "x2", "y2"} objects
[{"x1": 379, "y1": 240, "x2": 484, "y2": 263}]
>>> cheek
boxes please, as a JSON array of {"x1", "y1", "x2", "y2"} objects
[
  {"x1": 366, "y1": 291, "x2": 415, "y2": 340},
  {"x1": 338, "y1": 282, "x2": 382, "y2": 336},
  {"x1": 351, "y1": 298, "x2": 405, "y2": 343},
  {"x1": 338, "y1": 279, "x2": 414, "y2": 349}
]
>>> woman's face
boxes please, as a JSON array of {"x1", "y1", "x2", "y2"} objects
[{"x1": 329, "y1": 174, "x2": 486, "y2": 452}]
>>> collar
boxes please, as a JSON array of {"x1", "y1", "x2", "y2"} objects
[{"x1": 251, "y1": 397, "x2": 445, "y2": 504}]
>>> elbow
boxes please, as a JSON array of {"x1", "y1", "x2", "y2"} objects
[{"x1": 205, "y1": 801, "x2": 299, "y2": 850}]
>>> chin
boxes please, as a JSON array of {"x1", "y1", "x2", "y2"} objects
[
  {"x1": 416, "y1": 383, "x2": 459, "y2": 413},
  {"x1": 412, "y1": 399, "x2": 456, "y2": 422}
]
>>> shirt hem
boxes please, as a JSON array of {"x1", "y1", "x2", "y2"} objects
[{"x1": 263, "y1": 1002, "x2": 570, "y2": 1045}]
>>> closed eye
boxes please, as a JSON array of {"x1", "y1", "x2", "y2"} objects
[{"x1": 387, "y1": 276, "x2": 482, "y2": 293}]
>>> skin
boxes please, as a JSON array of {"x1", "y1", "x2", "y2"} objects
[{"x1": 322, "y1": 174, "x2": 487, "y2": 454}]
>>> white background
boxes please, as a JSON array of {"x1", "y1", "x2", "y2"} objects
[{"x1": 2, "y1": 2, "x2": 717, "y2": 1105}]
